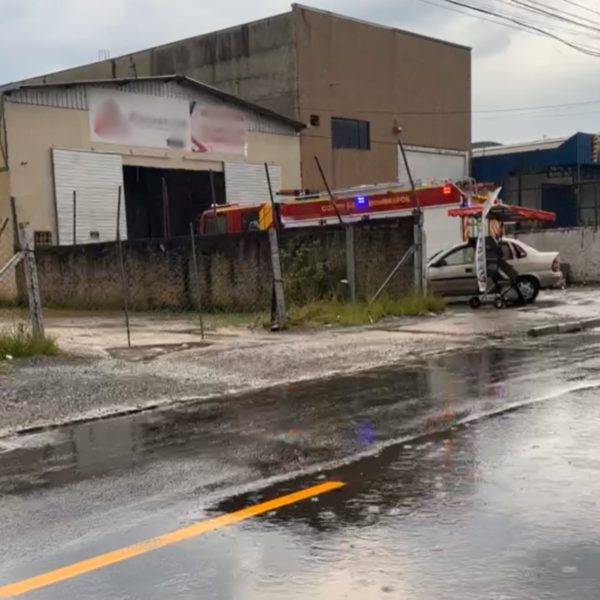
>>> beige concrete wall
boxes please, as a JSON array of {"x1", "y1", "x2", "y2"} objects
[
  {"x1": 4, "y1": 101, "x2": 300, "y2": 238},
  {"x1": 0, "y1": 169, "x2": 10, "y2": 228},
  {"x1": 517, "y1": 227, "x2": 600, "y2": 284},
  {"x1": 293, "y1": 7, "x2": 471, "y2": 190},
  {"x1": 0, "y1": 169, "x2": 18, "y2": 301},
  {"x1": 5, "y1": 103, "x2": 86, "y2": 237},
  {"x1": 246, "y1": 131, "x2": 301, "y2": 189}
]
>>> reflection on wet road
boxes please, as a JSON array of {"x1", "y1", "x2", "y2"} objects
[{"x1": 2, "y1": 334, "x2": 600, "y2": 598}]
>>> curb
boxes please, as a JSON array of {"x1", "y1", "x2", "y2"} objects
[{"x1": 528, "y1": 317, "x2": 600, "y2": 337}]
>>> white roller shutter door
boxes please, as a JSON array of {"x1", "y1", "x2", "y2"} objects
[
  {"x1": 225, "y1": 162, "x2": 282, "y2": 205},
  {"x1": 398, "y1": 146, "x2": 468, "y2": 183},
  {"x1": 52, "y1": 149, "x2": 126, "y2": 245}
]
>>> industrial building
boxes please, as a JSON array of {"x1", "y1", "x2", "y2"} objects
[
  {"x1": 0, "y1": 75, "x2": 303, "y2": 249},
  {"x1": 18, "y1": 4, "x2": 472, "y2": 190},
  {"x1": 472, "y1": 133, "x2": 600, "y2": 228}
]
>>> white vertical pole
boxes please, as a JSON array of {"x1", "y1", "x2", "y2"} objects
[{"x1": 18, "y1": 223, "x2": 44, "y2": 337}]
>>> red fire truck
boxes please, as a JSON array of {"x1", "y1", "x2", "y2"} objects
[{"x1": 198, "y1": 180, "x2": 466, "y2": 236}]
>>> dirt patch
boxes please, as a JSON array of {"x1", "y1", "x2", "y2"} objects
[{"x1": 107, "y1": 341, "x2": 212, "y2": 361}]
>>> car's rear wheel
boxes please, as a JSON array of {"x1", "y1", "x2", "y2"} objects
[{"x1": 517, "y1": 276, "x2": 539, "y2": 304}]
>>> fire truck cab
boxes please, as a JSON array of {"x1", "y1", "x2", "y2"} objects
[{"x1": 199, "y1": 203, "x2": 267, "y2": 235}]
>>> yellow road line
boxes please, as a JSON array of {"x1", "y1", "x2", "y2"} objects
[{"x1": 0, "y1": 480, "x2": 344, "y2": 598}]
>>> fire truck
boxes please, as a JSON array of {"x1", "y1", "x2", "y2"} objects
[{"x1": 198, "y1": 180, "x2": 482, "y2": 256}]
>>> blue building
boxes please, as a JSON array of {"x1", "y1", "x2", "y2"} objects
[{"x1": 472, "y1": 133, "x2": 600, "y2": 228}]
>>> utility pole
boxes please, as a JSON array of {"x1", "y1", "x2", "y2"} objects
[
  {"x1": 265, "y1": 163, "x2": 287, "y2": 330},
  {"x1": 18, "y1": 223, "x2": 44, "y2": 338},
  {"x1": 397, "y1": 132, "x2": 426, "y2": 293}
]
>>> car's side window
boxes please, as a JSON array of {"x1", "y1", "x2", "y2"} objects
[
  {"x1": 500, "y1": 242, "x2": 513, "y2": 260},
  {"x1": 512, "y1": 243, "x2": 527, "y2": 259},
  {"x1": 443, "y1": 246, "x2": 475, "y2": 266}
]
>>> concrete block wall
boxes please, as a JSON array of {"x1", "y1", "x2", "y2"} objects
[
  {"x1": 35, "y1": 235, "x2": 273, "y2": 312},
  {"x1": 517, "y1": 227, "x2": 600, "y2": 284},
  {"x1": 34, "y1": 218, "x2": 414, "y2": 312},
  {"x1": 354, "y1": 219, "x2": 414, "y2": 298}
]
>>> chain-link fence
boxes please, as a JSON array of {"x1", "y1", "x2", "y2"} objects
[
  {"x1": 34, "y1": 230, "x2": 275, "y2": 347},
  {"x1": 29, "y1": 209, "x2": 417, "y2": 351},
  {"x1": 0, "y1": 214, "x2": 27, "y2": 332}
]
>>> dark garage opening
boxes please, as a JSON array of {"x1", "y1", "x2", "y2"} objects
[{"x1": 123, "y1": 166, "x2": 226, "y2": 240}]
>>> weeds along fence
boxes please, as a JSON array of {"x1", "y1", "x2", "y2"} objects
[{"x1": 279, "y1": 219, "x2": 414, "y2": 306}]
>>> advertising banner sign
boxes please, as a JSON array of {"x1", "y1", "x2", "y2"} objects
[
  {"x1": 475, "y1": 188, "x2": 501, "y2": 293},
  {"x1": 89, "y1": 88, "x2": 191, "y2": 151},
  {"x1": 191, "y1": 103, "x2": 246, "y2": 156}
]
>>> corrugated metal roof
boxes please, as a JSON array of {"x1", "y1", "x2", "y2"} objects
[
  {"x1": 472, "y1": 136, "x2": 567, "y2": 157},
  {"x1": 1, "y1": 75, "x2": 305, "y2": 131},
  {"x1": 472, "y1": 133, "x2": 595, "y2": 184}
]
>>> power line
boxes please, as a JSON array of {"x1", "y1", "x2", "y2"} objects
[
  {"x1": 302, "y1": 98, "x2": 600, "y2": 116},
  {"x1": 432, "y1": 0, "x2": 600, "y2": 55},
  {"x1": 419, "y1": 0, "x2": 599, "y2": 40},
  {"x1": 509, "y1": 0, "x2": 600, "y2": 35},
  {"x1": 559, "y1": 0, "x2": 600, "y2": 19},
  {"x1": 520, "y1": 0, "x2": 600, "y2": 24},
  {"x1": 478, "y1": 107, "x2": 600, "y2": 120},
  {"x1": 416, "y1": 0, "x2": 547, "y2": 37},
  {"x1": 483, "y1": 0, "x2": 600, "y2": 46}
]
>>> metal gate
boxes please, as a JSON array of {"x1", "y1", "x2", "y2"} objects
[{"x1": 52, "y1": 148, "x2": 126, "y2": 245}]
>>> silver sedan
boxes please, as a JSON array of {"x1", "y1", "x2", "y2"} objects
[{"x1": 427, "y1": 237, "x2": 563, "y2": 303}]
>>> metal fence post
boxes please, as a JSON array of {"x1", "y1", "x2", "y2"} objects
[
  {"x1": 398, "y1": 134, "x2": 424, "y2": 293},
  {"x1": 18, "y1": 223, "x2": 44, "y2": 337},
  {"x1": 189, "y1": 222, "x2": 205, "y2": 340},
  {"x1": 345, "y1": 223, "x2": 356, "y2": 302},
  {"x1": 72, "y1": 190, "x2": 77, "y2": 246},
  {"x1": 413, "y1": 215, "x2": 423, "y2": 293},
  {"x1": 116, "y1": 186, "x2": 132, "y2": 348},
  {"x1": 420, "y1": 226, "x2": 428, "y2": 293},
  {"x1": 9, "y1": 196, "x2": 18, "y2": 252},
  {"x1": 268, "y1": 228, "x2": 287, "y2": 329}
]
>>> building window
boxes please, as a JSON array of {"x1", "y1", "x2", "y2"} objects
[
  {"x1": 310, "y1": 114, "x2": 320, "y2": 127},
  {"x1": 331, "y1": 117, "x2": 370, "y2": 150},
  {"x1": 34, "y1": 231, "x2": 52, "y2": 246}
]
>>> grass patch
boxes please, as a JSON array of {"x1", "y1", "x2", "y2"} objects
[
  {"x1": 288, "y1": 293, "x2": 445, "y2": 328},
  {"x1": 0, "y1": 325, "x2": 58, "y2": 360}
]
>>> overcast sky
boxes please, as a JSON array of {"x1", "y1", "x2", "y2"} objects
[{"x1": 1, "y1": 0, "x2": 599, "y2": 143}]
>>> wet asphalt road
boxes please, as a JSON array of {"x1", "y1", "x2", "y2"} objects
[{"x1": 2, "y1": 334, "x2": 600, "y2": 598}]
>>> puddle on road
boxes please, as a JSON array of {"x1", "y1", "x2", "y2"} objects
[
  {"x1": 2, "y1": 334, "x2": 600, "y2": 497},
  {"x1": 202, "y1": 388, "x2": 600, "y2": 600}
]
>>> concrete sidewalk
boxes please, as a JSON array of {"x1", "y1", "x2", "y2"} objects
[
  {"x1": 30, "y1": 287, "x2": 599, "y2": 355},
  {"x1": 0, "y1": 288, "x2": 598, "y2": 438}
]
